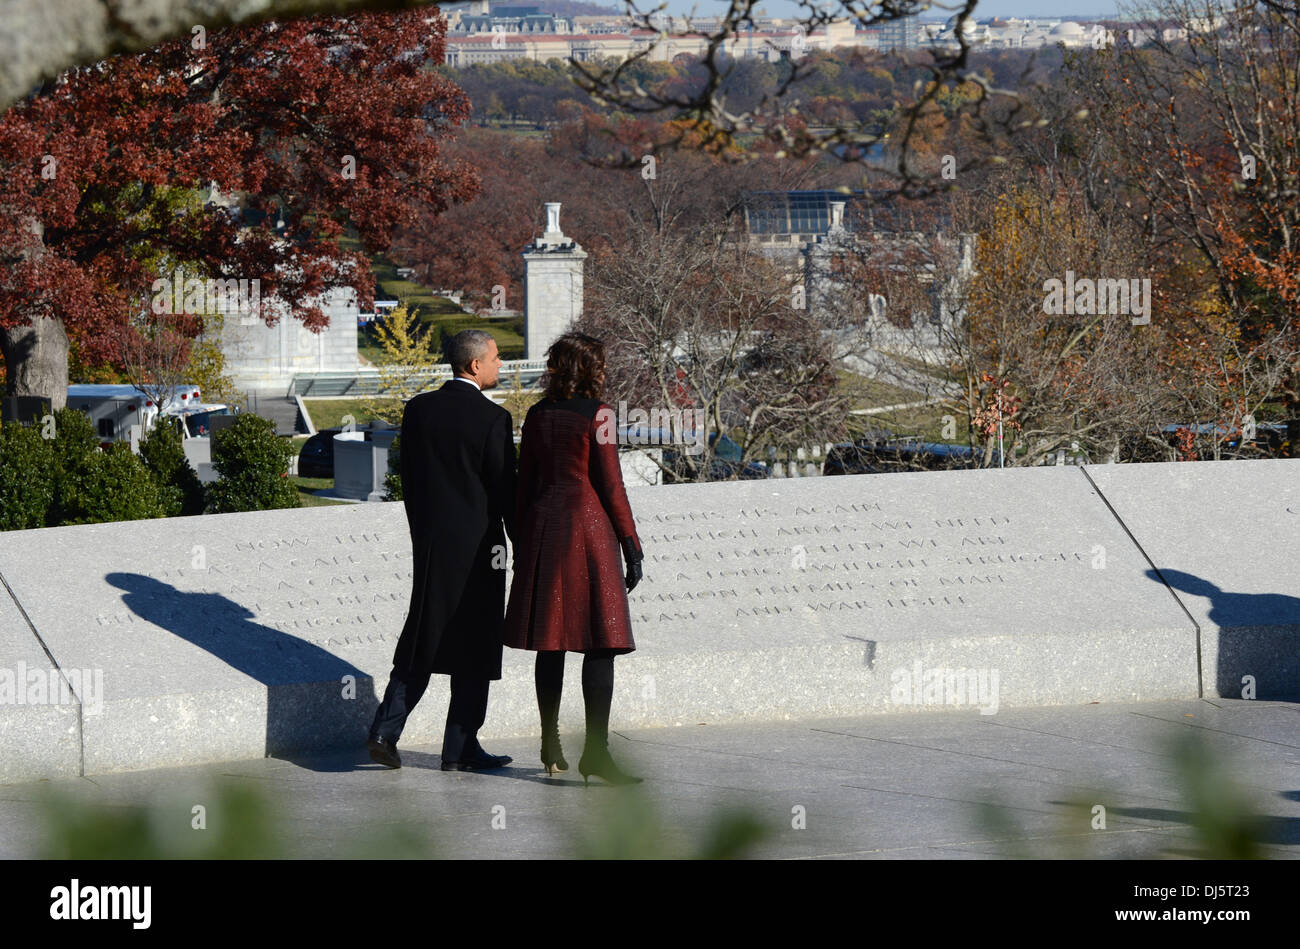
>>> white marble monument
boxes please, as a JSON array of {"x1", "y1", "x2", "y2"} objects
[
  {"x1": 210, "y1": 287, "x2": 360, "y2": 392},
  {"x1": 523, "y1": 202, "x2": 587, "y2": 360}
]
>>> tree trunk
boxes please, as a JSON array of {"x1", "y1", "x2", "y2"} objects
[{"x1": 0, "y1": 311, "x2": 70, "y2": 411}]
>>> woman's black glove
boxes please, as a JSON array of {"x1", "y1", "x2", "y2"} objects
[{"x1": 620, "y1": 536, "x2": 643, "y2": 593}]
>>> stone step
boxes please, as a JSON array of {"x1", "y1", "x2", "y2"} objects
[{"x1": 239, "y1": 389, "x2": 306, "y2": 436}]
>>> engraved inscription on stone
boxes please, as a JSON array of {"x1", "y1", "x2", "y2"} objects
[
  {"x1": 629, "y1": 505, "x2": 1093, "y2": 624},
  {"x1": 142, "y1": 531, "x2": 420, "y2": 650}
]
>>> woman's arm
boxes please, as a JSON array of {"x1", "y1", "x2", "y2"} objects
[
  {"x1": 589, "y1": 403, "x2": 639, "y2": 546},
  {"x1": 590, "y1": 403, "x2": 644, "y2": 591}
]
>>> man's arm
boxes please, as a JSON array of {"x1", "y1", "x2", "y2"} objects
[
  {"x1": 483, "y1": 407, "x2": 518, "y2": 546},
  {"x1": 399, "y1": 397, "x2": 432, "y2": 530}
]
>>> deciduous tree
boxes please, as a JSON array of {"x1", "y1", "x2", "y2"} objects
[{"x1": 0, "y1": 11, "x2": 478, "y2": 407}]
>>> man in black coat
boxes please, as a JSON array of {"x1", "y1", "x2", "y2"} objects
[{"x1": 366, "y1": 329, "x2": 518, "y2": 771}]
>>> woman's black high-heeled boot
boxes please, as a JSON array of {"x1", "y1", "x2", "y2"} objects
[
  {"x1": 578, "y1": 744, "x2": 642, "y2": 786},
  {"x1": 541, "y1": 728, "x2": 568, "y2": 775},
  {"x1": 536, "y1": 651, "x2": 568, "y2": 775},
  {"x1": 577, "y1": 651, "x2": 642, "y2": 786}
]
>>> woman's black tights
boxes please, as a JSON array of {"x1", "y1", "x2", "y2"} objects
[{"x1": 535, "y1": 649, "x2": 617, "y2": 748}]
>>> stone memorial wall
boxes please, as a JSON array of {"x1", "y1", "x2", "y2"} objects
[
  {"x1": 1084, "y1": 460, "x2": 1300, "y2": 702},
  {"x1": 1, "y1": 460, "x2": 1295, "y2": 782}
]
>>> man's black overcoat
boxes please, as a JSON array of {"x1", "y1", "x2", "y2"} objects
[{"x1": 391, "y1": 379, "x2": 517, "y2": 680}]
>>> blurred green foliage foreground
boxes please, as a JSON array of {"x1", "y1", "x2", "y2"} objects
[
  {"x1": 33, "y1": 777, "x2": 771, "y2": 860},
  {"x1": 969, "y1": 727, "x2": 1276, "y2": 860},
  {"x1": 30, "y1": 727, "x2": 1276, "y2": 859}
]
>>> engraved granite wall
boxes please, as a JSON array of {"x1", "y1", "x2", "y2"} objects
[{"x1": 1, "y1": 460, "x2": 1294, "y2": 781}]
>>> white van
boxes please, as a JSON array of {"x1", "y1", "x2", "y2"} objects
[{"x1": 65, "y1": 384, "x2": 233, "y2": 449}]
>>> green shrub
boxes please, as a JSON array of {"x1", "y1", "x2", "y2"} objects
[
  {"x1": 47, "y1": 407, "x2": 167, "y2": 525},
  {"x1": 2, "y1": 408, "x2": 165, "y2": 528},
  {"x1": 0, "y1": 418, "x2": 56, "y2": 531},
  {"x1": 383, "y1": 433, "x2": 402, "y2": 501},
  {"x1": 45, "y1": 407, "x2": 101, "y2": 526},
  {"x1": 206, "y1": 413, "x2": 300, "y2": 513},
  {"x1": 139, "y1": 416, "x2": 206, "y2": 516},
  {"x1": 59, "y1": 442, "x2": 166, "y2": 525}
]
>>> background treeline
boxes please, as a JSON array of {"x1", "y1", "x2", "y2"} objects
[
  {"x1": 406, "y1": 13, "x2": 1300, "y2": 467},
  {"x1": 443, "y1": 46, "x2": 1063, "y2": 130}
]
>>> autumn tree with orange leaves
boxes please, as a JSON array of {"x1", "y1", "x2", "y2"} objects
[
  {"x1": 953, "y1": 178, "x2": 1170, "y2": 465},
  {"x1": 1074, "y1": 0, "x2": 1300, "y2": 454}
]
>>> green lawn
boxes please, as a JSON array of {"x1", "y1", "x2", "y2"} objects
[
  {"x1": 291, "y1": 475, "x2": 351, "y2": 506},
  {"x1": 301, "y1": 398, "x2": 403, "y2": 431},
  {"x1": 848, "y1": 401, "x2": 972, "y2": 445},
  {"x1": 836, "y1": 368, "x2": 924, "y2": 410},
  {"x1": 835, "y1": 366, "x2": 970, "y2": 444},
  {"x1": 883, "y1": 350, "x2": 965, "y2": 386},
  {"x1": 365, "y1": 249, "x2": 526, "y2": 358},
  {"x1": 357, "y1": 329, "x2": 382, "y2": 367}
]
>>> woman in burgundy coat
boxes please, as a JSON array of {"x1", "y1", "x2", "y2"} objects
[{"x1": 503, "y1": 333, "x2": 645, "y2": 785}]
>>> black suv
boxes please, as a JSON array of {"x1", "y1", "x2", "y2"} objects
[
  {"x1": 297, "y1": 422, "x2": 396, "y2": 479},
  {"x1": 824, "y1": 435, "x2": 998, "y2": 475}
]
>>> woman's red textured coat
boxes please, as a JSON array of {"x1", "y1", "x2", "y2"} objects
[{"x1": 504, "y1": 397, "x2": 640, "y2": 653}]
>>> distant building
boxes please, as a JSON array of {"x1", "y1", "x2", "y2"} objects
[
  {"x1": 743, "y1": 189, "x2": 946, "y2": 244},
  {"x1": 743, "y1": 190, "x2": 974, "y2": 361},
  {"x1": 211, "y1": 289, "x2": 360, "y2": 392},
  {"x1": 455, "y1": 4, "x2": 573, "y2": 35},
  {"x1": 196, "y1": 184, "x2": 360, "y2": 391},
  {"x1": 441, "y1": 9, "x2": 1142, "y2": 65},
  {"x1": 922, "y1": 16, "x2": 1118, "y2": 51},
  {"x1": 445, "y1": 16, "x2": 856, "y2": 66},
  {"x1": 873, "y1": 14, "x2": 918, "y2": 51}
]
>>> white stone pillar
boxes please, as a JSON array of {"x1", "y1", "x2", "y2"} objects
[{"x1": 523, "y1": 202, "x2": 588, "y2": 360}]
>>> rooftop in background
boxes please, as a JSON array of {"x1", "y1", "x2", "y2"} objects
[
  {"x1": 743, "y1": 190, "x2": 947, "y2": 237},
  {"x1": 492, "y1": 4, "x2": 546, "y2": 15}
]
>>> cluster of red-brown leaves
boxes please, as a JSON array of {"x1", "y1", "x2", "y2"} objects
[
  {"x1": 972, "y1": 373, "x2": 1023, "y2": 438},
  {"x1": 0, "y1": 11, "x2": 479, "y2": 364}
]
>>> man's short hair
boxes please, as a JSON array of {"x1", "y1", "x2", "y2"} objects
[{"x1": 446, "y1": 330, "x2": 494, "y2": 374}]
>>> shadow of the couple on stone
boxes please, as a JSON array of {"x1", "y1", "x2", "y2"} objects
[
  {"x1": 1045, "y1": 798, "x2": 1300, "y2": 853},
  {"x1": 1108, "y1": 802, "x2": 1300, "y2": 850},
  {"x1": 105, "y1": 572, "x2": 381, "y2": 762},
  {"x1": 1147, "y1": 568, "x2": 1300, "y2": 701},
  {"x1": 267, "y1": 743, "x2": 595, "y2": 784}
]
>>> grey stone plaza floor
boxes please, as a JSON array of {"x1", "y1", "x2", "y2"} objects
[{"x1": 2, "y1": 698, "x2": 1296, "y2": 859}]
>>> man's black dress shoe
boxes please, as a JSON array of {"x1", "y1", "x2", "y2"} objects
[
  {"x1": 368, "y1": 736, "x2": 401, "y2": 769},
  {"x1": 440, "y1": 750, "x2": 512, "y2": 772}
]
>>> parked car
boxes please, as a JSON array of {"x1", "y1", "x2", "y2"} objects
[
  {"x1": 1155, "y1": 421, "x2": 1287, "y2": 456},
  {"x1": 297, "y1": 421, "x2": 396, "y2": 479},
  {"x1": 662, "y1": 432, "x2": 769, "y2": 483},
  {"x1": 824, "y1": 436, "x2": 999, "y2": 475},
  {"x1": 822, "y1": 431, "x2": 894, "y2": 476},
  {"x1": 66, "y1": 383, "x2": 232, "y2": 449}
]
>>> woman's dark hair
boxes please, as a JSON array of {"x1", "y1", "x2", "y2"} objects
[{"x1": 543, "y1": 332, "x2": 605, "y2": 401}]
